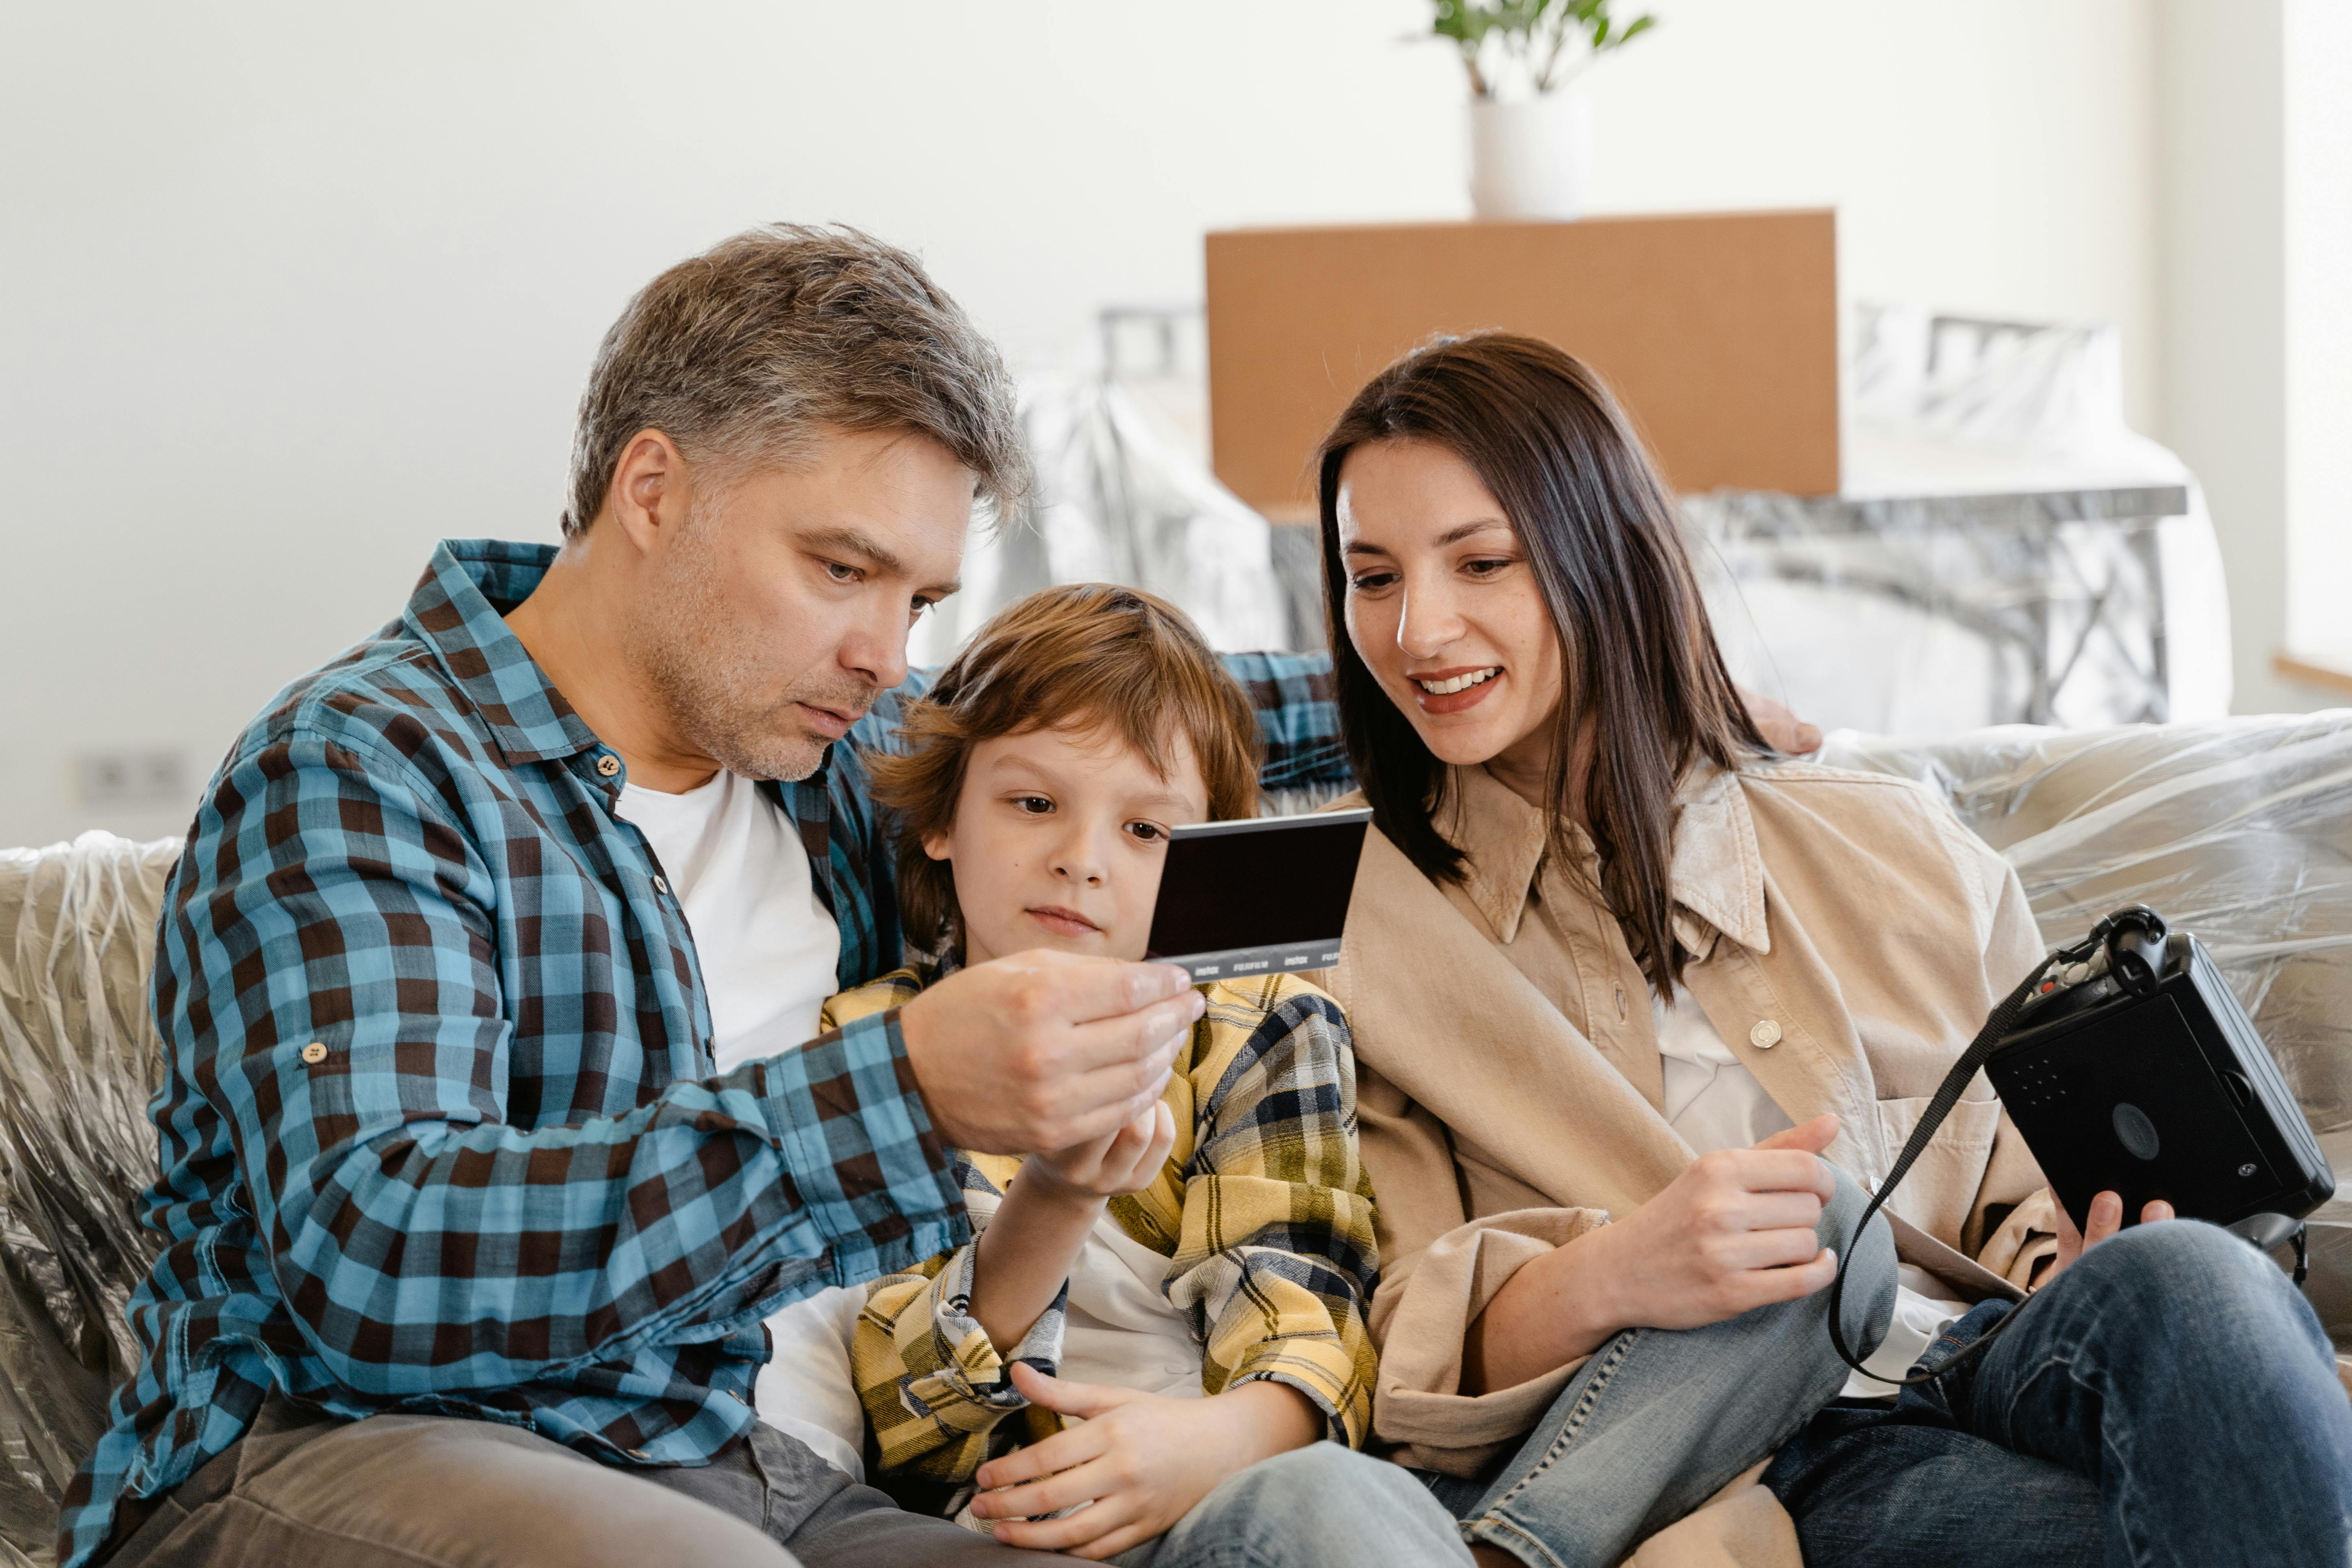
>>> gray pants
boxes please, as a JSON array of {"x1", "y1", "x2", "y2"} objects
[
  {"x1": 102, "y1": 1393, "x2": 1041, "y2": 1568},
  {"x1": 103, "y1": 1392, "x2": 1469, "y2": 1568}
]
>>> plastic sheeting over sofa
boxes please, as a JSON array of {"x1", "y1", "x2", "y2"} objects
[{"x1": 0, "y1": 836, "x2": 178, "y2": 1567}]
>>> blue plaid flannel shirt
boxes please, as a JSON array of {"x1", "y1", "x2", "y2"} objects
[{"x1": 59, "y1": 538, "x2": 1345, "y2": 1566}]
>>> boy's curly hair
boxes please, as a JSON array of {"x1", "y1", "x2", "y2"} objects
[{"x1": 874, "y1": 584, "x2": 1262, "y2": 958}]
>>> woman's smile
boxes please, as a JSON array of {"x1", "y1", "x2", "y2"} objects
[{"x1": 1411, "y1": 664, "x2": 1505, "y2": 714}]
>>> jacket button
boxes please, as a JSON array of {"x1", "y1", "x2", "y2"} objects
[
  {"x1": 1749, "y1": 1019, "x2": 1782, "y2": 1049},
  {"x1": 300, "y1": 1042, "x2": 328, "y2": 1065},
  {"x1": 596, "y1": 755, "x2": 622, "y2": 777}
]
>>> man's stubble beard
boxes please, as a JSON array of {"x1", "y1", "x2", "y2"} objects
[{"x1": 629, "y1": 509, "x2": 880, "y2": 784}]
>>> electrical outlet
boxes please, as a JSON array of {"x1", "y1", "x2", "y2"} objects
[{"x1": 75, "y1": 747, "x2": 191, "y2": 809}]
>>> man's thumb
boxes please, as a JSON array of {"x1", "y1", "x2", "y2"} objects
[{"x1": 1755, "y1": 1112, "x2": 1840, "y2": 1155}]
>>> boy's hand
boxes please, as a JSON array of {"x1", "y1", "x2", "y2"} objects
[
  {"x1": 966, "y1": 1104, "x2": 1172, "y2": 1353},
  {"x1": 1026, "y1": 1102, "x2": 1176, "y2": 1200},
  {"x1": 900, "y1": 950, "x2": 1202, "y2": 1155},
  {"x1": 968, "y1": 1365, "x2": 1321, "y2": 1560}
]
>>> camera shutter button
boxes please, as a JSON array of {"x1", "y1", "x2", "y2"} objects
[{"x1": 1749, "y1": 1019, "x2": 1782, "y2": 1049}]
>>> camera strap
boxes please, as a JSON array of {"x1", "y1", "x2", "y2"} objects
[{"x1": 1824, "y1": 948, "x2": 2065, "y2": 1387}]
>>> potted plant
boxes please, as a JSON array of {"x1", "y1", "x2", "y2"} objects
[{"x1": 1427, "y1": 0, "x2": 1658, "y2": 220}]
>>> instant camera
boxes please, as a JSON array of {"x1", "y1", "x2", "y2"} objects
[{"x1": 1832, "y1": 905, "x2": 2332, "y2": 1381}]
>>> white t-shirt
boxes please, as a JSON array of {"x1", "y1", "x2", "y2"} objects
[
  {"x1": 962, "y1": 1188, "x2": 1206, "y2": 1403},
  {"x1": 1655, "y1": 986, "x2": 1967, "y2": 1397},
  {"x1": 615, "y1": 771, "x2": 840, "y2": 1061},
  {"x1": 614, "y1": 772, "x2": 867, "y2": 1475}
]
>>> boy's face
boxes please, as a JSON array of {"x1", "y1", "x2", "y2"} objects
[{"x1": 924, "y1": 722, "x2": 1211, "y2": 967}]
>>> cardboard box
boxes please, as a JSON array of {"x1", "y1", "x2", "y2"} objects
[{"x1": 1205, "y1": 211, "x2": 1839, "y2": 519}]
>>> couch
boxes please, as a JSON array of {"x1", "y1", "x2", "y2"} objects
[{"x1": 4, "y1": 715, "x2": 2349, "y2": 1566}]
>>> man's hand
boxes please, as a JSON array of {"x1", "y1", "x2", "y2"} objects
[
  {"x1": 899, "y1": 950, "x2": 1202, "y2": 1155},
  {"x1": 1736, "y1": 685, "x2": 1823, "y2": 756},
  {"x1": 1584, "y1": 1113, "x2": 1843, "y2": 1331},
  {"x1": 968, "y1": 1366, "x2": 1321, "y2": 1560},
  {"x1": 2044, "y1": 1188, "x2": 2174, "y2": 1283}
]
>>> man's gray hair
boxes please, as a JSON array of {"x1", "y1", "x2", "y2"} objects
[{"x1": 563, "y1": 223, "x2": 1030, "y2": 535}]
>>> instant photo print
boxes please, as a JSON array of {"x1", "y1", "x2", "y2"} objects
[{"x1": 1145, "y1": 808, "x2": 1372, "y2": 982}]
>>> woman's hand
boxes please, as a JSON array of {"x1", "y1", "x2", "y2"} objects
[
  {"x1": 1026, "y1": 1100, "x2": 1176, "y2": 1200},
  {"x1": 1587, "y1": 1113, "x2": 1843, "y2": 1330},
  {"x1": 1465, "y1": 1114, "x2": 1844, "y2": 1393},
  {"x1": 967, "y1": 1366, "x2": 1321, "y2": 1560},
  {"x1": 2042, "y1": 1187, "x2": 2174, "y2": 1283}
]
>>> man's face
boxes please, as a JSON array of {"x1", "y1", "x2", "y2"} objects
[{"x1": 628, "y1": 427, "x2": 972, "y2": 782}]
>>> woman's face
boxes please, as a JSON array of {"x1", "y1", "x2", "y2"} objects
[{"x1": 1336, "y1": 438, "x2": 1564, "y2": 772}]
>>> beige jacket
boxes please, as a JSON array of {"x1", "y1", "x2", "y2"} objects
[{"x1": 1326, "y1": 759, "x2": 2061, "y2": 1561}]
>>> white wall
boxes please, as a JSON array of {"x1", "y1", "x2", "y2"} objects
[
  {"x1": 2152, "y1": 0, "x2": 2351, "y2": 715},
  {"x1": 2155, "y1": 0, "x2": 2295, "y2": 714},
  {"x1": 1582, "y1": 1, "x2": 2161, "y2": 432},
  {"x1": 2283, "y1": 0, "x2": 2352, "y2": 665},
  {"x1": 2, "y1": 0, "x2": 2165, "y2": 849}
]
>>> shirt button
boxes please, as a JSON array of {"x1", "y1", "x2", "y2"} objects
[
  {"x1": 596, "y1": 755, "x2": 622, "y2": 777},
  {"x1": 1750, "y1": 1019, "x2": 1783, "y2": 1049},
  {"x1": 1614, "y1": 985, "x2": 1628, "y2": 1021},
  {"x1": 653, "y1": 875, "x2": 670, "y2": 896},
  {"x1": 300, "y1": 1042, "x2": 328, "y2": 1065}
]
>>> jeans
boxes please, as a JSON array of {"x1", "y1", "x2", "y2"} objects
[
  {"x1": 1117, "y1": 1442, "x2": 1473, "y2": 1568},
  {"x1": 1763, "y1": 1219, "x2": 2352, "y2": 1568},
  {"x1": 1417, "y1": 1166, "x2": 1897, "y2": 1568}
]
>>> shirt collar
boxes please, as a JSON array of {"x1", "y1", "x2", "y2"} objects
[
  {"x1": 401, "y1": 538, "x2": 601, "y2": 764},
  {"x1": 1440, "y1": 759, "x2": 1771, "y2": 959}
]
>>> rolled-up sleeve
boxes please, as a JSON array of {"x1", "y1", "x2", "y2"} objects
[
  {"x1": 853, "y1": 1239, "x2": 1068, "y2": 1483},
  {"x1": 1356, "y1": 1063, "x2": 1611, "y2": 1476},
  {"x1": 183, "y1": 726, "x2": 967, "y2": 1395}
]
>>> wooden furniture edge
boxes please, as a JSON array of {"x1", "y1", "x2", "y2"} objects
[{"x1": 2273, "y1": 650, "x2": 2352, "y2": 698}]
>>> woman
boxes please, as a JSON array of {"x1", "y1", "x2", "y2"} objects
[{"x1": 1311, "y1": 332, "x2": 2350, "y2": 1568}]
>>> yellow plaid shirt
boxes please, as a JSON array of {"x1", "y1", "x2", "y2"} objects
[{"x1": 828, "y1": 967, "x2": 1380, "y2": 1496}]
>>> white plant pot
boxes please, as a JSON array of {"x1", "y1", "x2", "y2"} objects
[{"x1": 1469, "y1": 89, "x2": 1593, "y2": 221}]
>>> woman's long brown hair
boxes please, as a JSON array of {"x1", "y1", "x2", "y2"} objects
[{"x1": 1315, "y1": 332, "x2": 1767, "y2": 994}]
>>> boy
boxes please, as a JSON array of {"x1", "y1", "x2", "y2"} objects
[{"x1": 828, "y1": 585, "x2": 1464, "y2": 1565}]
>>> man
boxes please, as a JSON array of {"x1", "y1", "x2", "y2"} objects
[{"x1": 61, "y1": 225, "x2": 1823, "y2": 1568}]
